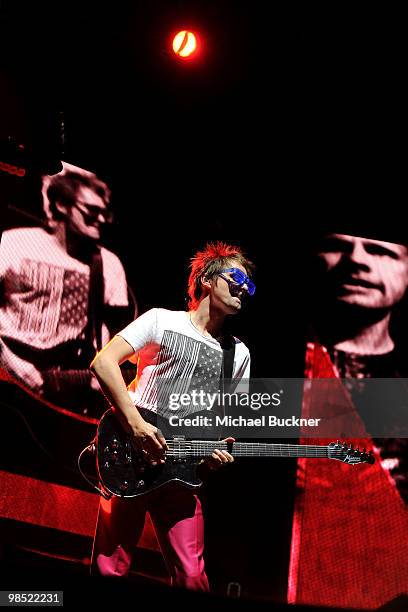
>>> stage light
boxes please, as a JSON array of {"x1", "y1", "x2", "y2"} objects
[{"x1": 172, "y1": 30, "x2": 198, "y2": 59}]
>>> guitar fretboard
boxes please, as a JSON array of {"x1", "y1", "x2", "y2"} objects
[{"x1": 165, "y1": 440, "x2": 330, "y2": 458}]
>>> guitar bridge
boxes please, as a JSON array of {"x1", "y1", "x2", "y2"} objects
[{"x1": 125, "y1": 439, "x2": 132, "y2": 464}]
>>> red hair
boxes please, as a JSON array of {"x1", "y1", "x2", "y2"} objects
[{"x1": 187, "y1": 241, "x2": 254, "y2": 310}]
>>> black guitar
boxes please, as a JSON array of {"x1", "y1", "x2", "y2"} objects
[{"x1": 92, "y1": 408, "x2": 375, "y2": 498}]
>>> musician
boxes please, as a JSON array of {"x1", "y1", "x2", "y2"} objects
[
  {"x1": 0, "y1": 165, "x2": 130, "y2": 415},
  {"x1": 89, "y1": 242, "x2": 254, "y2": 590}
]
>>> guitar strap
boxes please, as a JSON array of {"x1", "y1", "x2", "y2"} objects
[
  {"x1": 213, "y1": 335, "x2": 235, "y2": 439},
  {"x1": 220, "y1": 334, "x2": 235, "y2": 386},
  {"x1": 85, "y1": 250, "x2": 104, "y2": 353}
]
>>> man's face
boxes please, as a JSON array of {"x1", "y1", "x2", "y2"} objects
[
  {"x1": 210, "y1": 261, "x2": 251, "y2": 315},
  {"x1": 317, "y1": 234, "x2": 408, "y2": 309},
  {"x1": 63, "y1": 186, "x2": 109, "y2": 241}
]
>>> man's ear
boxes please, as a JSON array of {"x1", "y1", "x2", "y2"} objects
[
  {"x1": 201, "y1": 275, "x2": 212, "y2": 291},
  {"x1": 54, "y1": 200, "x2": 69, "y2": 218}
]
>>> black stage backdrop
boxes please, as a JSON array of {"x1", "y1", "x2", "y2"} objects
[{"x1": 1, "y1": 0, "x2": 406, "y2": 604}]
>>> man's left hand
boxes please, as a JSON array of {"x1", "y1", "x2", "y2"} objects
[{"x1": 205, "y1": 436, "x2": 235, "y2": 471}]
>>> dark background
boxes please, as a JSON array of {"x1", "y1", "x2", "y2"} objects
[
  {"x1": 2, "y1": 0, "x2": 405, "y2": 370},
  {"x1": 0, "y1": 0, "x2": 406, "y2": 602}
]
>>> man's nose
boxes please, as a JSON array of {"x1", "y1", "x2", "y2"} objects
[{"x1": 346, "y1": 241, "x2": 370, "y2": 269}]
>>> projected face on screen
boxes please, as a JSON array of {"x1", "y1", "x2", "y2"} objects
[
  {"x1": 0, "y1": 162, "x2": 130, "y2": 418},
  {"x1": 42, "y1": 161, "x2": 112, "y2": 240},
  {"x1": 304, "y1": 230, "x2": 408, "y2": 381},
  {"x1": 317, "y1": 233, "x2": 408, "y2": 310},
  {"x1": 292, "y1": 231, "x2": 408, "y2": 612}
]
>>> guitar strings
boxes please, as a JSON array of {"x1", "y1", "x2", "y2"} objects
[{"x1": 159, "y1": 441, "x2": 368, "y2": 458}]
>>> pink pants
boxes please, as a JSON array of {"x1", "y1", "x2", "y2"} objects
[{"x1": 91, "y1": 485, "x2": 209, "y2": 591}]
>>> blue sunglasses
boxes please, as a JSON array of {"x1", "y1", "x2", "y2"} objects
[{"x1": 218, "y1": 268, "x2": 256, "y2": 296}]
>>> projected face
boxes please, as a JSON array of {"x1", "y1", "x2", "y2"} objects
[
  {"x1": 64, "y1": 185, "x2": 109, "y2": 241},
  {"x1": 317, "y1": 234, "x2": 408, "y2": 309}
]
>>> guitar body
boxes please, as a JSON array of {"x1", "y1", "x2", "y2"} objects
[
  {"x1": 97, "y1": 409, "x2": 202, "y2": 497},
  {"x1": 1, "y1": 337, "x2": 102, "y2": 416}
]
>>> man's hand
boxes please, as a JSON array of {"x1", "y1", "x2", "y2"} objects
[
  {"x1": 204, "y1": 436, "x2": 235, "y2": 471},
  {"x1": 0, "y1": 342, "x2": 44, "y2": 392},
  {"x1": 125, "y1": 414, "x2": 167, "y2": 465},
  {"x1": 90, "y1": 344, "x2": 167, "y2": 465}
]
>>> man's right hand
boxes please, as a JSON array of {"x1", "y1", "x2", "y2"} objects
[
  {"x1": 127, "y1": 416, "x2": 167, "y2": 465},
  {"x1": 0, "y1": 341, "x2": 44, "y2": 392},
  {"x1": 90, "y1": 341, "x2": 168, "y2": 465}
]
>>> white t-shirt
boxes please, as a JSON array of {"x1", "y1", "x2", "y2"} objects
[
  {"x1": 117, "y1": 308, "x2": 250, "y2": 416},
  {"x1": 0, "y1": 226, "x2": 128, "y2": 350}
]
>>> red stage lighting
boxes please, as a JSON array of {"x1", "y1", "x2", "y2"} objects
[{"x1": 172, "y1": 30, "x2": 198, "y2": 59}]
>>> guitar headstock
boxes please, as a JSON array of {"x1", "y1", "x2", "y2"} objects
[{"x1": 328, "y1": 441, "x2": 375, "y2": 465}]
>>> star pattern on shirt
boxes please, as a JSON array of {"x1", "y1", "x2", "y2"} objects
[
  {"x1": 192, "y1": 343, "x2": 222, "y2": 394},
  {"x1": 59, "y1": 270, "x2": 89, "y2": 330}
]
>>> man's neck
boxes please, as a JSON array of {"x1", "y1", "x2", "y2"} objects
[
  {"x1": 190, "y1": 298, "x2": 226, "y2": 341},
  {"x1": 327, "y1": 310, "x2": 394, "y2": 355},
  {"x1": 53, "y1": 222, "x2": 97, "y2": 263}
]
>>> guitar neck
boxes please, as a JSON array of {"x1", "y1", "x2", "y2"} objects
[{"x1": 167, "y1": 441, "x2": 330, "y2": 459}]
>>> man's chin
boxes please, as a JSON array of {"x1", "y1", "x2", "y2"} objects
[
  {"x1": 85, "y1": 228, "x2": 101, "y2": 240},
  {"x1": 228, "y1": 299, "x2": 242, "y2": 313},
  {"x1": 337, "y1": 295, "x2": 384, "y2": 309}
]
